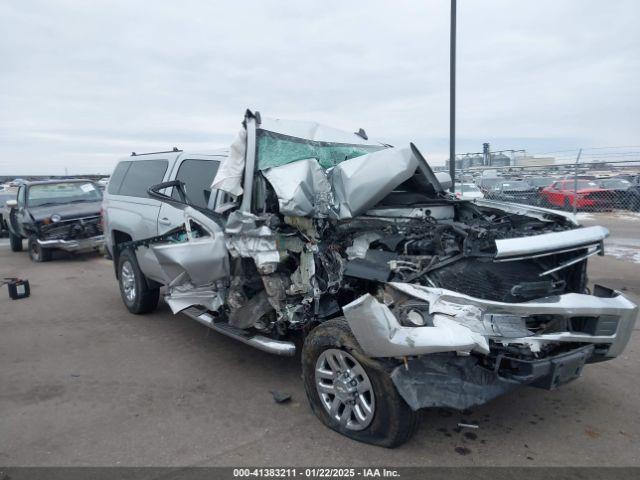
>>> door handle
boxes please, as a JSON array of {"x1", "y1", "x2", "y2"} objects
[{"x1": 158, "y1": 217, "x2": 172, "y2": 226}]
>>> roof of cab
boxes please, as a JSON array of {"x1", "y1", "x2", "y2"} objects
[
  {"x1": 120, "y1": 148, "x2": 228, "y2": 162},
  {"x1": 25, "y1": 178, "x2": 97, "y2": 187}
]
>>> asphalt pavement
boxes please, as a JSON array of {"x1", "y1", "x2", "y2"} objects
[{"x1": 0, "y1": 213, "x2": 638, "y2": 466}]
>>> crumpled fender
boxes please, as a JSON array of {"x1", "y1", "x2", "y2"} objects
[{"x1": 342, "y1": 293, "x2": 490, "y2": 357}]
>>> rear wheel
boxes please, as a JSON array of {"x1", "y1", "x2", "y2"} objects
[
  {"x1": 302, "y1": 318, "x2": 419, "y2": 448},
  {"x1": 117, "y1": 248, "x2": 160, "y2": 314},
  {"x1": 9, "y1": 232, "x2": 22, "y2": 252},
  {"x1": 28, "y1": 237, "x2": 52, "y2": 262}
]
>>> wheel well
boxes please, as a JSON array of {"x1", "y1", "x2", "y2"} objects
[{"x1": 112, "y1": 230, "x2": 132, "y2": 278}]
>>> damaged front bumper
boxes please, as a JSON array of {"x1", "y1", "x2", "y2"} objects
[
  {"x1": 37, "y1": 234, "x2": 105, "y2": 253},
  {"x1": 343, "y1": 282, "x2": 637, "y2": 410},
  {"x1": 391, "y1": 345, "x2": 595, "y2": 410}
]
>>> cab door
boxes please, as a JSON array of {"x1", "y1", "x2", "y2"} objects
[
  {"x1": 150, "y1": 201, "x2": 230, "y2": 313},
  {"x1": 11, "y1": 186, "x2": 27, "y2": 236}
]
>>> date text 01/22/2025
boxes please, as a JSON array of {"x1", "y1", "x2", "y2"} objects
[{"x1": 232, "y1": 468, "x2": 401, "y2": 478}]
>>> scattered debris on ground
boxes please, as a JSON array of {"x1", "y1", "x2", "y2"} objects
[
  {"x1": 457, "y1": 422, "x2": 479, "y2": 429},
  {"x1": 270, "y1": 390, "x2": 292, "y2": 404}
]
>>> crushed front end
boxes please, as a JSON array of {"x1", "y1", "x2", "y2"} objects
[
  {"x1": 343, "y1": 282, "x2": 637, "y2": 410},
  {"x1": 36, "y1": 214, "x2": 104, "y2": 252}
]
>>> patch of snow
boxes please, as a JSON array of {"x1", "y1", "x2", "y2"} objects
[
  {"x1": 575, "y1": 213, "x2": 594, "y2": 222},
  {"x1": 612, "y1": 212, "x2": 640, "y2": 222},
  {"x1": 605, "y1": 244, "x2": 640, "y2": 264}
]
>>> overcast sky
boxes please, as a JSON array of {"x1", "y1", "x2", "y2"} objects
[{"x1": 1, "y1": 0, "x2": 639, "y2": 175}]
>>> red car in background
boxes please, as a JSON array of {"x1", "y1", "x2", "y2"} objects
[{"x1": 540, "y1": 179, "x2": 613, "y2": 211}]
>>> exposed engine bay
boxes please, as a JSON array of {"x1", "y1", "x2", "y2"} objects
[
  {"x1": 217, "y1": 197, "x2": 589, "y2": 341},
  {"x1": 329, "y1": 201, "x2": 586, "y2": 303}
]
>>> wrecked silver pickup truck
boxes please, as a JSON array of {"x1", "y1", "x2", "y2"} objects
[{"x1": 106, "y1": 110, "x2": 637, "y2": 447}]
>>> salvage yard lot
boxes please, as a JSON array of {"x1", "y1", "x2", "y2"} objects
[{"x1": 1, "y1": 213, "x2": 639, "y2": 466}]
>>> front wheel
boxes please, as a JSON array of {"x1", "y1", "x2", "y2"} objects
[
  {"x1": 302, "y1": 318, "x2": 419, "y2": 448},
  {"x1": 117, "y1": 248, "x2": 160, "y2": 314},
  {"x1": 9, "y1": 232, "x2": 23, "y2": 252},
  {"x1": 28, "y1": 238, "x2": 52, "y2": 262}
]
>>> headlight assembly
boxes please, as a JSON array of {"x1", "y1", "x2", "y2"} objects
[
  {"x1": 394, "y1": 302, "x2": 433, "y2": 327},
  {"x1": 405, "y1": 309, "x2": 427, "y2": 326}
]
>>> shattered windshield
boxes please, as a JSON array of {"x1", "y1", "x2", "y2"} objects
[
  {"x1": 256, "y1": 130, "x2": 386, "y2": 170},
  {"x1": 28, "y1": 182, "x2": 102, "y2": 207}
]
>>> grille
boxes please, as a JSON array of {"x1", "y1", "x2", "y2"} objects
[
  {"x1": 525, "y1": 314, "x2": 619, "y2": 336},
  {"x1": 429, "y1": 258, "x2": 552, "y2": 302},
  {"x1": 41, "y1": 216, "x2": 103, "y2": 240},
  {"x1": 570, "y1": 315, "x2": 619, "y2": 336}
]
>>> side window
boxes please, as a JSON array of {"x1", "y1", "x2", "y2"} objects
[
  {"x1": 17, "y1": 186, "x2": 26, "y2": 207},
  {"x1": 118, "y1": 160, "x2": 169, "y2": 198},
  {"x1": 171, "y1": 159, "x2": 220, "y2": 209},
  {"x1": 107, "y1": 161, "x2": 131, "y2": 194}
]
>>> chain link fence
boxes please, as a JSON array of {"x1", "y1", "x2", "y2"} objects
[{"x1": 454, "y1": 156, "x2": 640, "y2": 214}]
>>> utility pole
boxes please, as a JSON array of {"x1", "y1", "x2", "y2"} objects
[{"x1": 449, "y1": 0, "x2": 457, "y2": 192}]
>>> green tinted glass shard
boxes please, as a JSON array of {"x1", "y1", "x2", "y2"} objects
[{"x1": 256, "y1": 130, "x2": 385, "y2": 170}]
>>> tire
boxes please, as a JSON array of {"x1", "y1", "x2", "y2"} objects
[
  {"x1": 117, "y1": 248, "x2": 160, "y2": 314},
  {"x1": 9, "y1": 232, "x2": 23, "y2": 252},
  {"x1": 302, "y1": 318, "x2": 419, "y2": 448},
  {"x1": 563, "y1": 197, "x2": 572, "y2": 212},
  {"x1": 28, "y1": 237, "x2": 52, "y2": 262}
]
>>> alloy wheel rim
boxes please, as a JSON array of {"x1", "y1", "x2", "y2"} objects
[
  {"x1": 315, "y1": 348, "x2": 375, "y2": 431},
  {"x1": 121, "y1": 261, "x2": 136, "y2": 302}
]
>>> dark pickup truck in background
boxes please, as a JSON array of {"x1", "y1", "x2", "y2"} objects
[
  {"x1": 485, "y1": 180, "x2": 539, "y2": 204},
  {"x1": 4, "y1": 179, "x2": 104, "y2": 262}
]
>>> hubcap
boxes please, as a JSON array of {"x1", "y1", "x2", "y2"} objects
[
  {"x1": 315, "y1": 348, "x2": 375, "y2": 431},
  {"x1": 121, "y1": 261, "x2": 136, "y2": 302}
]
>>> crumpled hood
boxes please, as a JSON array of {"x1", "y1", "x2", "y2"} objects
[
  {"x1": 211, "y1": 111, "x2": 447, "y2": 218},
  {"x1": 29, "y1": 201, "x2": 102, "y2": 223},
  {"x1": 263, "y1": 146, "x2": 419, "y2": 219}
]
